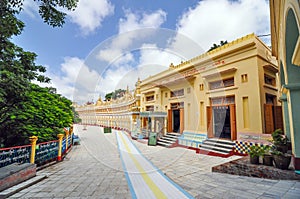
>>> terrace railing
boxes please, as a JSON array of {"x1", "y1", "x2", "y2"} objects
[
  {"x1": 0, "y1": 145, "x2": 31, "y2": 168},
  {"x1": 35, "y1": 140, "x2": 59, "y2": 166},
  {"x1": 0, "y1": 130, "x2": 74, "y2": 168}
]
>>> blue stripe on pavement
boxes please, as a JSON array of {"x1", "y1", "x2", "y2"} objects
[{"x1": 115, "y1": 131, "x2": 137, "y2": 199}]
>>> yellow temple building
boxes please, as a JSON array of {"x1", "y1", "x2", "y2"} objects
[
  {"x1": 76, "y1": 33, "x2": 282, "y2": 155},
  {"x1": 140, "y1": 33, "x2": 280, "y2": 138},
  {"x1": 75, "y1": 86, "x2": 140, "y2": 133}
]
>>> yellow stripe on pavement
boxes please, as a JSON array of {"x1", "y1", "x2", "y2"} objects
[{"x1": 118, "y1": 132, "x2": 167, "y2": 199}]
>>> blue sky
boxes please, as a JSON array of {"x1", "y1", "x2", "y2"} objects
[{"x1": 13, "y1": 0, "x2": 271, "y2": 104}]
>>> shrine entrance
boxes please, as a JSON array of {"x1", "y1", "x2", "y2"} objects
[
  {"x1": 207, "y1": 96, "x2": 236, "y2": 140},
  {"x1": 167, "y1": 102, "x2": 184, "y2": 133}
]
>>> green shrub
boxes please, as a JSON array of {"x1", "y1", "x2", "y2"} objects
[{"x1": 249, "y1": 145, "x2": 264, "y2": 158}]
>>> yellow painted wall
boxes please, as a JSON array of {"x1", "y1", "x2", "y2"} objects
[{"x1": 139, "y1": 34, "x2": 279, "y2": 137}]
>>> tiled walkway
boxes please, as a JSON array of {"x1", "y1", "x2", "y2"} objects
[
  {"x1": 8, "y1": 125, "x2": 132, "y2": 198},
  {"x1": 7, "y1": 125, "x2": 300, "y2": 198},
  {"x1": 116, "y1": 131, "x2": 192, "y2": 198},
  {"x1": 133, "y1": 134, "x2": 300, "y2": 199}
]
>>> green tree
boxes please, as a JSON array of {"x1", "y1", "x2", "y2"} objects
[
  {"x1": 105, "y1": 92, "x2": 113, "y2": 101},
  {"x1": 5, "y1": 0, "x2": 78, "y2": 27},
  {"x1": 0, "y1": 0, "x2": 78, "y2": 147},
  {"x1": 114, "y1": 89, "x2": 126, "y2": 99},
  {"x1": 72, "y1": 106, "x2": 81, "y2": 124},
  {"x1": 208, "y1": 40, "x2": 228, "y2": 52},
  {"x1": 2, "y1": 84, "x2": 74, "y2": 146},
  {"x1": 104, "y1": 89, "x2": 126, "y2": 101}
]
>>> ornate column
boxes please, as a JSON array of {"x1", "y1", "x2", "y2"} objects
[
  {"x1": 57, "y1": 134, "x2": 64, "y2": 161},
  {"x1": 65, "y1": 130, "x2": 70, "y2": 149},
  {"x1": 29, "y1": 136, "x2": 38, "y2": 164}
]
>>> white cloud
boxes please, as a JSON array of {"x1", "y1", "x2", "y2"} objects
[
  {"x1": 175, "y1": 0, "x2": 270, "y2": 51},
  {"x1": 22, "y1": 0, "x2": 39, "y2": 18},
  {"x1": 68, "y1": 0, "x2": 114, "y2": 35},
  {"x1": 20, "y1": 0, "x2": 114, "y2": 36},
  {"x1": 94, "y1": 10, "x2": 168, "y2": 96},
  {"x1": 97, "y1": 10, "x2": 167, "y2": 62},
  {"x1": 119, "y1": 9, "x2": 167, "y2": 33},
  {"x1": 62, "y1": 57, "x2": 102, "y2": 102},
  {"x1": 34, "y1": 55, "x2": 139, "y2": 104},
  {"x1": 99, "y1": 44, "x2": 184, "y2": 90},
  {"x1": 98, "y1": 66, "x2": 136, "y2": 95},
  {"x1": 35, "y1": 57, "x2": 102, "y2": 104},
  {"x1": 97, "y1": 48, "x2": 123, "y2": 64},
  {"x1": 138, "y1": 43, "x2": 181, "y2": 70},
  {"x1": 113, "y1": 53, "x2": 134, "y2": 66}
]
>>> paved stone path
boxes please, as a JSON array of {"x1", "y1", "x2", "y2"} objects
[
  {"x1": 116, "y1": 131, "x2": 192, "y2": 198},
  {"x1": 9, "y1": 125, "x2": 131, "y2": 198},
  {"x1": 8, "y1": 125, "x2": 300, "y2": 198},
  {"x1": 134, "y1": 140, "x2": 300, "y2": 199}
]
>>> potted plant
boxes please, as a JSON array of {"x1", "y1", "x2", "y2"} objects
[
  {"x1": 272, "y1": 129, "x2": 289, "y2": 153},
  {"x1": 262, "y1": 145, "x2": 273, "y2": 166},
  {"x1": 271, "y1": 129, "x2": 291, "y2": 170},
  {"x1": 249, "y1": 145, "x2": 263, "y2": 164},
  {"x1": 272, "y1": 150, "x2": 291, "y2": 170}
]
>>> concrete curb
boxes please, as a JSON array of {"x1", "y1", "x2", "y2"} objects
[{"x1": 0, "y1": 175, "x2": 47, "y2": 199}]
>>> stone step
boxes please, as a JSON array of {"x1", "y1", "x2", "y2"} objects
[
  {"x1": 167, "y1": 132, "x2": 181, "y2": 136},
  {"x1": 201, "y1": 141, "x2": 234, "y2": 150},
  {"x1": 157, "y1": 132, "x2": 181, "y2": 148},
  {"x1": 158, "y1": 139, "x2": 176, "y2": 144},
  {"x1": 164, "y1": 135, "x2": 180, "y2": 139},
  {"x1": 161, "y1": 136, "x2": 178, "y2": 141},
  {"x1": 157, "y1": 141, "x2": 172, "y2": 147},
  {"x1": 204, "y1": 138, "x2": 234, "y2": 145},
  {"x1": 200, "y1": 144, "x2": 233, "y2": 153},
  {"x1": 199, "y1": 147, "x2": 230, "y2": 155},
  {"x1": 199, "y1": 138, "x2": 234, "y2": 156}
]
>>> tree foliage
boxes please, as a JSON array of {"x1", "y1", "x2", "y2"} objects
[
  {"x1": 1, "y1": 84, "x2": 74, "y2": 146},
  {"x1": 104, "y1": 89, "x2": 126, "y2": 101},
  {"x1": 208, "y1": 40, "x2": 228, "y2": 52},
  {"x1": 0, "y1": 0, "x2": 78, "y2": 147},
  {"x1": 72, "y1": 106, "x2": 81, "y2": 124},
  {"x1": 6, "y1": 0, "x2": 78, "y2": 27}
]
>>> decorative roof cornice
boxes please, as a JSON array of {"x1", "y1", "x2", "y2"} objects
[{"x1": 141, "y1": 33, "x2": 257, "y2": 85}]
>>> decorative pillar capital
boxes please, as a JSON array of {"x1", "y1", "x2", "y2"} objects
[
  {"x1": 29, "y1": 136, "x2": 38, "y2": 144},
  {"x1": 57, "y1": 134, "x2": 64, "y2": 140}
]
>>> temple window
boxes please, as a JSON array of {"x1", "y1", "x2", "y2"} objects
[
  {"x1": 146, "y1": 106, "x2": 154, "y2": 111},
  {"x1": 171, "y1": 89, "x2": 184, "y2": 98},
  {"x1": 209, "y1": 77, "x2": 234, "y2": 90},
  {"x1": 241, "y1": 74, "x2": 248, "y2": 83},
  {"x1": 264, "y1": 74, "x2": 276, "y2": 86},
  {"x1": 146, "y1": 95, "x2": 154, "y2": 101},
  {"x1": 199, "y1": 84, "x2": 204, "y2": 91}
]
